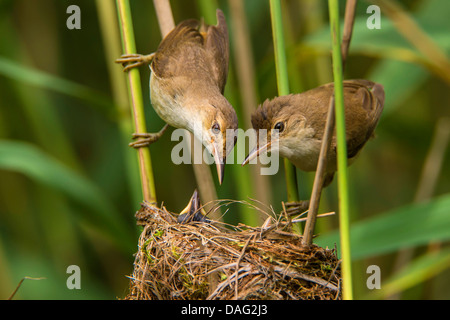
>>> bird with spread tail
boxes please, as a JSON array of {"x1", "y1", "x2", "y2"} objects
[
  {"x1": 116, "y1": 9, "x2": 238, "y2": 185},
  {"x1": 244, "y1": 80, "x2": 385, "y2": 188}
]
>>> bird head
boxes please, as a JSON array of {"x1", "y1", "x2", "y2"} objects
[
  {"x1": 243, "y1": 95, "x2": 314, "y2": 165},
  {"x1": 177, "y1": 189, "x2": 209, "y2": 224},
  {"x1": 191, "y1": 95, "x2": 238, "y2": 184}
]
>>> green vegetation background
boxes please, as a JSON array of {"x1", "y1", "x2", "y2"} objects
[{"x1": 0, "y1": 0, "x2": 449, "y2": 299}]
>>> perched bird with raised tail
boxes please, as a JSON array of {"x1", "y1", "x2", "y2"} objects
[
  {"x1": 117, "y1": 9, "x2": 238, "y2": 184},
  {"x1": 244, "y1": 80, "x2": 385, "y2": 187}
]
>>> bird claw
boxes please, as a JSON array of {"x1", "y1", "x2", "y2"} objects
[
  {"x1": 115, "y1": 53, "x2": 155, "y2": 72},
  {"x1": 128, "y1": 124, "x2": 169, "y2": 148},
  {"x1": 283, "y1": 200, "x2": 310, "y2": 217}
]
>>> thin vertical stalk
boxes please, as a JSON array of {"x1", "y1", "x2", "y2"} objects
[
  {"x1": 269, "y1": 0, "x2": 299, "y2": 203},
  {"x1": 116, "y1": 0, "x2": 157, "y2": 204},
  {"x1": 152, "y1": 0, "x2": 175, "y2": 36},
  {"x1": 302, "y1": 97, "x2": 335, "y2": 246},
  {"x1": 341, "y1": 0, "x2": 357, "y2": 70},
  {"x1": 328, "y1": 0, "x2": 353, "y2": 300},
  {"x1": 228, "y1": 0, "x2": 271, "y2": 225},
  {"x1": 302, "y1": 0, "x2": 356, "y2": 245}
]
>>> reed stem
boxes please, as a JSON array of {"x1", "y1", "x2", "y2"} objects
[
  {"x1": 116, "y1": 0, "x2": 157, "y2": 204},
  {"x1": 328, "y1": 0, "x2": 353, "y2": 300},
  {"x1": 302, "y1": 0, "x2": 356, "y2": 245},
  {"x1": 228, "y1": 0, "x2": 271, "y2": 225},
  {"x1": 269, "y1": 0, "x2": 299, "y2": 203}
]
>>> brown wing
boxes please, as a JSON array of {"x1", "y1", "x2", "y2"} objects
[
  {"x1": 203, "y1": 9, "x2": 229, "y2": 93},
  {"x1": 341, "y1": 80, "x2": 385, "y2": 159},
  {"x1": 151, "y1": 9, "x2": 229, "y2": 92},
  {"x1": 283, "y1": 80, "x2": 384, "y2": 159},
  {"x1": 151, "y1": 19, "x2": 204, "y2": 79}
]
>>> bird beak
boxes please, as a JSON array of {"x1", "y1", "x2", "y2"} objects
[
  {"x1": 178, "y1": 189, "x2": 210, "y2": 224},
  {"x1": 178, "y1": 189, "x2": 200, "y2": 223},
  {"x1": 242, "y1": 140, "x2": 272, "y2": 166},
  {"x1": 179, "y1": 189, "x2": 200, "y2": 216},
  {"x1": 212, "y1": 141, "x2": 226, "y2": 185}
]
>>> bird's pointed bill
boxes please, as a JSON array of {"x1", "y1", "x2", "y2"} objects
[
  {"x1": 179, "y1": 189, "x2": 200, "y2": 216},
  {"x1": 242, "y1": 141, "x2": 272, "y2": 166},
  {"x1": 178, "y1": 189, "x2": 205, "y2": 224},
  {"x1": 212, "y1": 142, "x2": 226, "y2": 185}
]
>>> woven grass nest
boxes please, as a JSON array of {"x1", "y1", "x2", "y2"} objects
[{"x1": 124, "y1": 197, "x2": 341, "y2": 300}]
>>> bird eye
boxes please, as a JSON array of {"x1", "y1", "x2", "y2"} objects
[
  {"x1": 274, "y1": 122, "x2": 285, "y2": 132},
  {"x1": 211, "y1": 122, "x2": 220, "y2": 134}
]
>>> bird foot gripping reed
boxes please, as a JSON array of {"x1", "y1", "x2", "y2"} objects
[{"x1": 124, "y1": 201, "x2": 341, "y2": 300}]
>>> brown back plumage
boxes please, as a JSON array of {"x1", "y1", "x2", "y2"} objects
[{"x1": 151, "y1": 9, "x2": 229, "y2": 93}]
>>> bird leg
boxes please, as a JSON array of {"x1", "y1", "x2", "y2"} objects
[
  {"x1": 116, "y1": 52, "x2": 165, "y2": 148},
  {"x1": 129, "y1": 124, "x2": 169, "y2": 148},
  {"x1": 283, "y1": 200, "x2": 310, "y2": 217},
  {"x1": 115, "y1": 53, "x2": 155, "y2": 72}
]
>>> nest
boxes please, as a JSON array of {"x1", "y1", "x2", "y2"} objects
[{"x1": 124, "y1": 201, "x2": 341, "y2": 300}]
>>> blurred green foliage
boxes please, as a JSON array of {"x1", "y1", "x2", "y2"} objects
[{"x1": 0, "y1": 0, "x2": 449, "y2": 299}]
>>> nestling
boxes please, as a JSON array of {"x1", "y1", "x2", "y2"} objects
[
  {"x1": 116, "y1": 9, "x2": 238, "y2": 184},
  {"x1": 177, "y1": 189, "x2": 209, "y2": 224},
  {"x1": 244, "y1": 79, "x2": 385, "y2": 187}
]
